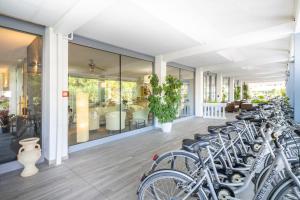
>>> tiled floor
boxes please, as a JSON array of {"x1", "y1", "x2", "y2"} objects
[{"x1": 0, "y1": 115, "x2": 237, "y2": 200}]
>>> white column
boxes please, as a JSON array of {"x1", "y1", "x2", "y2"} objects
[
  {"x1": 239, "y1": 80, "x2": 243, "y2": 100},
  {"x1": 216, "y1": 73, "x2": 223, "y2": 102},
  {"x1": 294, "y1": 33, "x2": 300, "y2": 122},
  {"x1": 287, "y1": 63, "x2": 294, "y2": 107},
  {"x1": 154, "y1": 55, "x2": 167, "y2": 127},
  {"x1": 195, "y1": 67, "x2": 204, "y2": 117},
  {"x1": 9, "y1": 66, "x2": 17, "y2": 114},
  {"x1": 229, "y1": 78, "x2": 235, "y2": 102},
  {"x1": 42, "y1": 27, "x2": 69, "y2": 165},
  {"x1": 155, "y1": 55, "x2": 166, "y2": 84}
]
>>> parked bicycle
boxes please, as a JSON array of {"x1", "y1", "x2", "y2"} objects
[{"x1": 137, "y1": 97, "x2": 300, "y2": 200}]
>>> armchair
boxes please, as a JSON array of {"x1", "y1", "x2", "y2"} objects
[{"x1": 105, "y1": 111, "x2": 126, "y2": 131}]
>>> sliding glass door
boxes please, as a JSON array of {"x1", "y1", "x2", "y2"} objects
[
  {"x1": 166, "y1": 66, "x2": 195, "y2": 118},
  {"x1": 68, "y1": 43, "x2": 153, "y2": 145},
  {"x1": 121, "y1": 56, "x2": 153, "y2": 132}
]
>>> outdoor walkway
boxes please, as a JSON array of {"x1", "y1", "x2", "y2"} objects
[{"x1": 0, "y1": 115, "x2": 236, "y2": 200}]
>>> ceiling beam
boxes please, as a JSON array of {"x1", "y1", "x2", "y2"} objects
[
  {"x1": 222, "y1": 69, "x2": 286, "y2": 77},
  {"x1": 163, "y1": 22, "x2": 294, "y2": 62},
  {"x1": 53, "y1": 0, "x2": 118, "y2": 34},
  {"x1": 241, "y1": 76, "x2": 286, "y2": 82},
  {"x1": 225, "y1": 70, "x2": 285, "y2": 78},
  {"x1": 202, "y1": 55, "x2": 289, "y2": 71}
]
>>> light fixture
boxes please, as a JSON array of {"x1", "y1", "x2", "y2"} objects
[{"x1": 76, "y1": 92, "x2": 89, "y2": 143}]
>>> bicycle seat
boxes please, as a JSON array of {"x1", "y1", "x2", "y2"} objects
[
  {"x1": 249, "y1": 118, "x2": 264, "y2": 123},
  {"x1": 294, "y1": 129, "x2": 300, "y2": 136},
  {"x1": 194, "y1": 133, "x2": 218, "y2": 141},
  {"x1": 207, "y1": 125, "x2": 227, "y2": 132},
  {"x1": 182, "y1": 139, "x2": 209, "y2": 152},
  {"x1": 192, "y1": 141, "x2": 210, "y2": 152},
  {"x1": 208, "y1": 129, "x2": 220, "y2": 136},
  {"x1": 226, "y1": 121, "x2": 239, "y2": 126},
  {"x1": 236, "y1": 115, "x2": 255, "y2": 120}
]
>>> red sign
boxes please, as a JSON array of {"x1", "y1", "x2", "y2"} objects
[{"x1": 62, "y1": 91, "x2": 69, "y2": 97}]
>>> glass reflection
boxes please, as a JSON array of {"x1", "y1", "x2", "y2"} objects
[
  {"x1": 0, "y1": 28, "x2": 42, "y2": 164},
  {"x1": 121, "y1": 56, "x2": 153, "y2": 132},
  {"x1": 167, "y1": 66, "x2": 195, "y2": 118},
  {"x1": 68, "y1": 44, "x2": 153, "y2": 145}
]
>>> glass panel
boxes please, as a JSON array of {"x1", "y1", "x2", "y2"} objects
[
  {"x1": 167, "y1": 66, "x2": 180, "y2": 79},
  {"x1": 121, "y1": 56, "x2": 153, "y2": 132},
  {"x1": 179, "y1": 70, "x2": 195, "y2": 117},
  {"x1": 204, "y1": 75, "x2": 209, "y2": 102},
  {"x1": 0, "y1": 27, "x2": 42, "y2": 164},
  {"x1": 222, "y1": 77, "x2": 230, "y2": 102},
  {"x1": 68, "y1": 43, "x2": 120, "y2": 145}
]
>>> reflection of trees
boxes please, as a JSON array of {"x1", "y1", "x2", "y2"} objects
[
  {"x1": 68, "y1": 77, "x2": 139, "y2": 105},
  {"x1": 69, "y1": 77, "x2": 99, "y2": 103},
  {"x1": 121, "y1": 81, "x2": 137, "y2": 101}
]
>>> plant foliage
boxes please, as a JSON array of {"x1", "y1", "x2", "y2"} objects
[
  {"x1": 234, "y1": 86, "x2": 241, "y2": 100},
  {"x1": 148, "y1": 74, "x2": 182, "y2": 123},
  {"x1": 242, "y1": 83, "x2": 250, "y2": 100}
]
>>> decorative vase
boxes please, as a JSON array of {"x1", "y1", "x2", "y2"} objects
[
  {"x1": 161, "y1": 122, "x2": 172, "y2": 133},
  {"x1": 17, "y1": 137, "x2": 41, "y2": 177}
]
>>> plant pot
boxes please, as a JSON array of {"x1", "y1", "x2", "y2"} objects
[
  {"x1": 17, "y1": 137, "x2": 41, "y2": 177},
  {"x1": 161, "y1": 122, "x2": 172, "y2": 133}
]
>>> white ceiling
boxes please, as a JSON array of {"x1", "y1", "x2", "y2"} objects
[
  {"x1": 0, "y1": 27, "x2": 36, "y2": 68},
  {"x1": 0, "y1": 0, "x2": 296, "y2": 82}
]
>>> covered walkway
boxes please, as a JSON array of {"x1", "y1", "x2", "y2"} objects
[{"x1": 0, "y1": 115, "x2": 236, "y2": 200}]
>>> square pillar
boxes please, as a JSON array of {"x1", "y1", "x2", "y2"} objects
[
  {"x1": 216, "y1": 73, "x2": 223, "y2": 102},
  {"x1": 294, "y1": 33, "x2": 300, "y2": 122},
  {"x1": 154, "y1": 56, "x2": 167, "y2": 127},
  {"x1": 155, "y1": 55, "x2": 166, "y2": 83},
  {"x1": 42, "y1": 27, "x2": 69, "y2": 165},
  {"x1": 229, "y1": 77, "x2": 235, "y2": 102},
  {"x1": 195, "y1": 68, "x2": 204, "y2": 117},
  {"x1": 239, "y1": 80, "x2": 243, "y2": 100},
  {"x1": 287, "y1": 63, "x2": 295, "y2": 108}
]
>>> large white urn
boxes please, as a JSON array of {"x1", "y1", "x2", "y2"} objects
[{"x1": 17, "y1": 137, "x2": 41, "y2": 177}]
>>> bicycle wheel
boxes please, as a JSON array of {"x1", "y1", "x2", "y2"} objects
[
  {"x1": 137, "y1": 170, "x2": 201, "y2": 200},
  {"x1": 150, "y1": 151, "x2": 200, "y2": 177},
  {"x1": 267, "y1": 175, "x2": 300, "y2": 200}
]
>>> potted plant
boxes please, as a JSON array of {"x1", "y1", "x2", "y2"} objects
[{"x1": 148, "y1": 74, "x2": 182, "y2": 133}]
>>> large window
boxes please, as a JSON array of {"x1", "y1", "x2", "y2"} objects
[
  {"x1": 167, "y1": 66, "x2": 195, "y2": 118},
  {"x1": 121, "y1": 56, "x2": 153, "y2": 132},
  {"x1": 68, "y1": 44, "x2": 153, "y2": 145},
  {"x1": 0, "y1": 27, "x2": 42, "y2": 164},
  {"x1": 180, "y1": 69, "x2": 195, "y2": 117},
  {"x1": 166, "y1": 66, "x2": 180, "y2": 79},
  {"x1": 204, "y1": 72, "x2": 217, "y2": 102}
]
